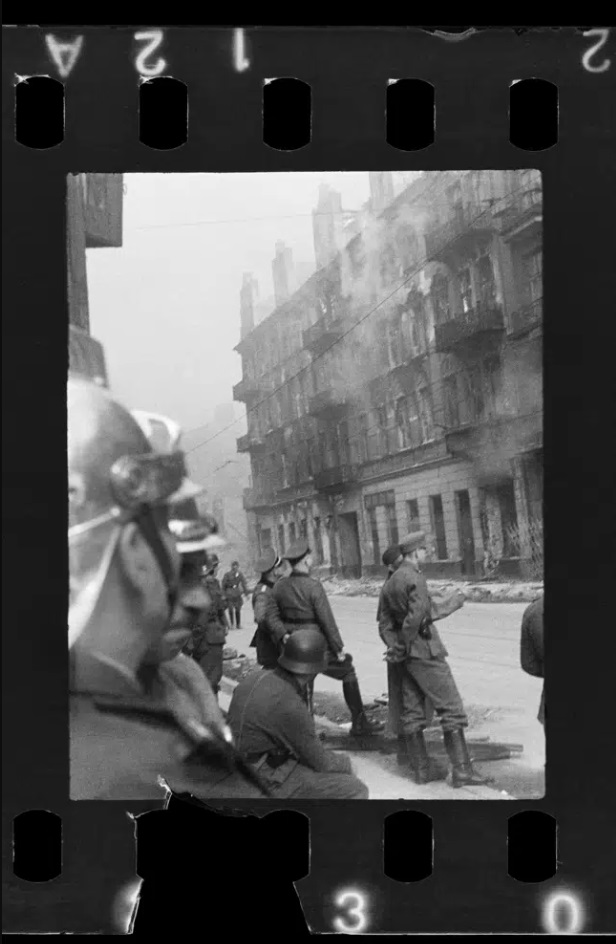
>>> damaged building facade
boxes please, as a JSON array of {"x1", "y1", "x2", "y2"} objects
[{"x1": 236, "y1": 170, "x2": 542, "y2": 579}]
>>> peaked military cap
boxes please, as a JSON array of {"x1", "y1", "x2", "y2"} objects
[
  {"x1": 282, "y1": 539, "x2": 311, "y2": 563},
  {"x1": 255, "y1": 547, "x2": 281, "y2": 575},
  {"x1": 382, "y1": 545, "x2": 403, "y2": 567},
  {"x1": 399, "y1": 531, "x2": 427, "y2": 555}
]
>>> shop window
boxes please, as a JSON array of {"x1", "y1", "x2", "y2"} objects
[{"x1": 429, "y1": 494, "x2": 448, "y2": 559}]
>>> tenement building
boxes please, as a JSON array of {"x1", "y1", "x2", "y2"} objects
[{"x1": 236, "y1": 171, "x2": 542, "y2": 579}]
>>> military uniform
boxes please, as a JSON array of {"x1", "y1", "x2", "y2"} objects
[
  {"x1": 520, "y1": 596, "x2": 544, "y2": 724},
  {"x1": 193, "y1": 574, "x2": 228, "y2": 696},
  {"x1": 69, "y1": 651, "x2": 253, "y2": 800},
  {"x1": 222, "y1": 567, "x2": 248, "y2": 628},
  {"x1": 222, "y1": 667, "x2": 368, "y2": 799},
  {"x1": 250, "y1": 578, "x2": 280, "y2": 668},
  {"x1": 379, "y1": 557, "x2": 467, "y2": 734}
]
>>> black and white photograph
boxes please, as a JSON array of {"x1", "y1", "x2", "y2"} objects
[{"x1": 68, "y1": 168, "x2": 544, "y2": 802}]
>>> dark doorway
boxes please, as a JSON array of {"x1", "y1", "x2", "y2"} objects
[
  {"x1": 455, "y1": 489, "x2": 476, "y2": 576},
  {"x1": 338, "y1": 512, "x2": 362, "y2": 579}
]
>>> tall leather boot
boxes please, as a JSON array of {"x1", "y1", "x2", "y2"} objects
[
  {"x1": 443, "y1": 728, "x2": 494, "y2": 788},
  {"x1": 398, "y1": 732, "x2": 447, "y2": 783},
  {"x1": 343, "y1": 676, "x2": 384, "y2": 735}
]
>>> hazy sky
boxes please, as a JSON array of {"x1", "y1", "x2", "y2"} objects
[{"x1": 87, "y1": 172, "x2": 371, "y2": 437}]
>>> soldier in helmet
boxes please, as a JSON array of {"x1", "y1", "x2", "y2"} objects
[
  {"x1": 221, "y1": 630, "x2": 369, "y2": 799},
  {"x1": 68, "y1": 377, "x2": 270, "y2": 800},
  {"x1": 379, "y1": 531, "x2": 491, "y2": 788},
  {"x1": 265, "y1": 540, "x2": 383, "y2": 737},
  {"x1": 249, "y1": 547, "x2": 284, "y2": 669}
]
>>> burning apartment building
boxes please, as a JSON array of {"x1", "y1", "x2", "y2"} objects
[{"x1": 235, "y1": 170, "x2": 542, "y2": 580}]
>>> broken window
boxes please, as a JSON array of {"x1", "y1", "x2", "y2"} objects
[
  {"x1": 459, "y1": 267, "x2": 474, "y2": 314},
  {"x1": 476, "y1": 254, "x2": 497, "y2": 306},
  {"x1": 524, "y1": 250, "x2": 542, "y2": 304},
  {"x1": 406, "y1": 499, "x2": 421, "y2": 533},
  {"x1": 395, "y1": 398, "x2": 409, "y2": 450},
  {"x1": 444, "y1": 376, "x2": 460, "y2": 428},
  {"x1": 429, "y1": 494, "x2": 448, "y2": 559},
  {"x1": 313, "y1": 517, "x2": 324, "y2": 562},
  {"x1": 417, "y1": 386, "x2": 434, "y2": 441},
  {"x1": 431, "y1": 274, "x2": 450, "y2": 324}
]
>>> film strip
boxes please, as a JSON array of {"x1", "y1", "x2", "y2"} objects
[{"x1": 3, "y1": 23, "x2": 616, "y2": 936}]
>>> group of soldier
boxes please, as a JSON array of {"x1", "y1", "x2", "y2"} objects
[{"x1": 69, "y1": 373, "x2": 543, "y2": 802}]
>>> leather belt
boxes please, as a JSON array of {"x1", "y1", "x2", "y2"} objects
[{"x1": 284, "y1": 618, "x2": 315, "y2": 625}]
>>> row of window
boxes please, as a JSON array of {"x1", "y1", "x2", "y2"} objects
[{"x1": 366, "y1": 494, "x2": 449, "y2": 566}]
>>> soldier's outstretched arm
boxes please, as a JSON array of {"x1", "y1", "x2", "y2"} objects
[{"x1": 312, "y1": 584, "x2": 345, "y2": 653}]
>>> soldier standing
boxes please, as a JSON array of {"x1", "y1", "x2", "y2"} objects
[
  {"x1": 266, "y1": 540, "x2": 383, "y2": 737},
  {"x1": 196, "y1": 552, "x2": 230, "y2": 699},
  {"x1": 520, "y1": 595, "x2": 544, "y2": 726},
  {"x1": 68, "y1": 377, "x2": 268, "y2": 800},
  {"x1": 222, "y1": 560, "x2": 249, "y2": 628},
  {"x1": 379, "y1": 531, "x2": 492, "y2": 787},
  {"x1": 249, "y1": 547, "x2": 284, "y2": 669}
]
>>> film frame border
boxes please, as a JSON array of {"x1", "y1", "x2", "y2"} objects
[{"x1": 2, "y1": 24, "x2": 615, "y2": 935}]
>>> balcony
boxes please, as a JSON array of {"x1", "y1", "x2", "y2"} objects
[
  {"x1": 425, "y1": 205, "x2": 494, "y2": 260},
  {"x1": 243, "y1": 486, "x2": 274, "y2": 511},
  {"x1": 83, "y1": 174, "x2": 123, "y2": 248},
  {"x1": 434, "y1": 303, "x2": 505, "y2": 355},
  {"x1": 236, "y1": 432, "x2": 266, "y2": 454},
  {"x1": 390, "y1": 350, "x2": 428, "y2": 393},
  {"x1": 445, "y1": 411, "x2": 542, "y2": 463},
  {"x1": 232, "y1": 376, "x2": 271, "y2": 403},
  {"x1": 302, "y1": 316, "x2": 346, "y2": 357},
  {"x1": 498, "y1": 187, "x2": 542, "y2": 242},
  {"x1": 313, "y1": 464, "x2": 357, "y2": 492},
  {"x1": 308, "y1": 389, "x2": 350, "y2": 420},
  {"x1": 508, "y1": 297, "x2": 542, "y2": 336}
]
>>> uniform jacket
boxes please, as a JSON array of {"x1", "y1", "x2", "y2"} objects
[
  {"x1": 196, "y1": 574, "x2": 228, "y2": 646},
  {"x1": 265, "y1": 572, "x2": 344, "y2": 654},
  {"x1": 222, "y1": 570, "x2": 248, "y2": 604},
  {"x1": 70, "y1": 652, "x2": 234, "y2": 800},
  {"x1": 378, "y1": 559, "x2": 452, "y2": 660},
  {"x1": 228, "y1": 667, "x2": 350, "y2": 775},
  {"x1": 249, "y1": 578, "x2": 280, "y2": 666},
  {"x1": 520, "y1": 596, "x2": 545, "y2": 724}
]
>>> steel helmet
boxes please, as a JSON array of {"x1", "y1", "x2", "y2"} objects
[
  {"x1": 68, "y1": 378, "x2": 185, "y2": 647},
  {"x1": 131, "y1": 409, "x2": 204, "y2": 507},
  {"x1": 278, "y1": 629, "x2": 328, "y2": 675}
]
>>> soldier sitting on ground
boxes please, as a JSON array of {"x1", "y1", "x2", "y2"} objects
[
  {"x1": 225, "y1": 629, "x2": 369, "y2": 799},
  {"x1": 265, "y1": 540, "x2": 384, "y2": 736}
]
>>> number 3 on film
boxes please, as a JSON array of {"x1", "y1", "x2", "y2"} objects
[{"x1": 333, "y1": 888, "x2": 369, "y2": 933}]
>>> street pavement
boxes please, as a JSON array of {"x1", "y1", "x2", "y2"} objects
[{"x1": 223, "y1": 596, "x2": 545, "y2": 800}]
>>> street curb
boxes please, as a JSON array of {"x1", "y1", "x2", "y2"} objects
[{"x1": 219, "y1": 673, "x2": 512, "y2": 800}]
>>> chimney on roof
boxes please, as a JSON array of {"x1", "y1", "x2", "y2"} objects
[
  {"x1": 272, "y1": 241, "x2": 296, "y2": 307},
  {"x1": 240, "y1": 272, "x2": 258, "y2": 340},
  {"x1": 312, "y1": 183, "x2": 344, "y2": 270},
  {"x1": 369, "y1": 172, "x2": 395, "y2": 214}
]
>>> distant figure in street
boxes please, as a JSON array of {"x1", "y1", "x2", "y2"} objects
[
  {"x1": 249, "y1": 547, "x2": 284, "y2": 668},
  {"x1": 266, "y1": 540, "x2": 383, "y2": 737},
  {"x1": 379, "y1": 531, "x2": 492, "y2": 788},
  {"x1": 520, "y1": 595, "x2": 544, "y2": 725},
  {"x1": 196, "y1": 553, "x2": 230, "y2": 698},
  {"x1": 222, "y1": 560, "x2": 249, "y2": 629},
  {"x1": 225, "y1": 630, "x2": 369, "y2": 799}
]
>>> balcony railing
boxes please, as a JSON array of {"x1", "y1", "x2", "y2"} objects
[
  {"x1": 243, "y1": 486, "x2": 275, "y2": 511},
  {"x1": 308, "y1": 389, "x2": 350, "y2": 420},
  {"x1": 302, "y1": 316, "x2": 346, "y2": 357},
  {"x1": 232, "y1": 376, "x2": 271, "y2": 403},
  {"x1": 83, "y1": 174, "x2": 123, "y2": 248},
  {"x1": 434, "y1": 303, "x2": 504, "y2": 354},
  {"x1": 508, "y1": 297, "x2": 542, "y2": 335},
  {"x1": 425, "y1": 205, "x2": 494, "y2": 259},
  {"x1": 498, "y1": 187, "x2": 542, "y2": 240},
  {"x1": 236, "y1": 432, "x2": 266, "y2": 454},
  {"x1": 313, "y1": 464, "x2": 357, "y2": 492}
]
